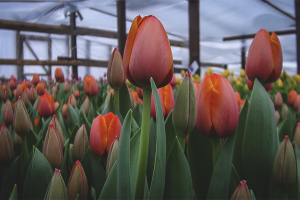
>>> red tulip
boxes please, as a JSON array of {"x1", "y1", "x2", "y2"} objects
[
  {"x1": 38, "y1": 94, "x2": 55, "y2": 118},
  {"x1": 34, "y1": 118, "x2": 39, "y2": 127},
  {"x1": 196, "y1": 74, "x2": 239, "y2": 138},
  {"x1": 288, "y1": 90, "x2": 297, "y2": 106},
  {"x1": 32, "y1": 74, "x2": 40, "y2": 85},
  {"x1": 74, "y1": 90, "x2": 79, "y2": 98},
  {"x1": 150, "y1": 83, "x2": 174, "y2": 120},
  {"x1": 0, "y1": 123, "x2": 14, "y2": 164},
  {"x1": 294, "y1": 95, "x2": 300, "y2": 110},
  {"x1": 8, "y1": 79, "x2": 15, "y2": 90},
  {"x1": 130, "y1": 90, "x2": 139, "y2": 108},
  {"x1": 193, "y1": 81, "x2": 200, "y2": 95},
  {"x1": 230, "y1": 181, "x2": 251, "y2": 200},
  {"x1": 84, "y1": 75, "x2": 98, "y2": 96},
  {"x1": 28, "y1": 86, "x2": 37, "y2": 103},
  {"x1": 36, "y1": 82, "x2": 45, "y2": 96},
  {"x1": 245, "y1": 29, "x2": 282, "y2": 85},
  {"x1": 54, "y1": 101, "x2": 59, "y2": 111},
  {"x1": 62, "y1": 104, "x2": 67, "y2": 118},
  {"x1": 90, "y1": 112, "x2": 122, "y2": 157},
  {"x1": 4, "y1": 99, "x2": 13, "y2": 125},
  {"x1": 55, "y1": 68, "x2": 64, "y2": 83},
  {"x1": 136, "y1": 87, "x2": 143, "y2": 99},
  {"x1": 123, "y1": 15, "x2": 174, "y2": 89}
]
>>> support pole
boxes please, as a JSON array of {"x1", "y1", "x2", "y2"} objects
[
  {"x1": 295, "y1": 0, "x2": 300, "y2": 74},
  {"x1": 70, "y1": 12, "x2": 78, "y2": 79},
  {"x1": 16, "y1": 31, "x2": 23, "y2": 80},
  {"x1": 188, "y1": 0, "x2": 200, "y2": 74},
  {"x1": 86, "y1": 40, "x2": 91, "y2": 75},
  {"x1": 117, "y1": 0, "x2": 126, "y2": 56},
  {"x1": 48, "y1": 38, "x2": 52, "y2": 77},
  {"x1": 241, "y1": 40, "x2": 246, "y2": 70}
]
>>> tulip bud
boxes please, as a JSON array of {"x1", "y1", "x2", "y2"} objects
[
  {"x1": 294, "y1": 123, "x2": 300, "y2": 148},
  {"x1": 273, "y1": 136, "x2": 296, "y2": 191},
  {"x1": 14, "y1": 131, "x2": 22, "y2": 146},
  {"x1": 294, "y1": 95, "x2": 300, "y2": 110},
  {"x1": 8, "y1": 79, "x2": 15, "y2": 90},
  {"x1": 55, "y1": 68, "x2": 64, "y2": 83},
  {"x1": 107, "y1": 48, "x2": 126, "y2": 90},
  {"x1": 106, "y1": 138, "x2": 118, "y2": 176},
  {"x1": 0, "y1": 123, "x2": 14, "y2": 164},
  {"x1": 172, "y1": 72, "x2": 196, "y2": 137},
  {"x1": 67, "y1": 161, "x2": 88, "y2": 200},
  {"x1": 63, "y1": 82, "x2": 70, "y2": 93},
  {"x1": 50, "y1": 115, "x2": 64, "y2": 148},
  {"x1": 0, "y1": 82, "x2": 5, "y2": 101},
  {"x1": 38, "y1": 94, "x2": 55, "y2": 118},
  {"x1": 288, "y1": 90, "x2": 297, "y2": 106},
  {"x1": 32, "y1": 74, "x2": 40, "y2": 85},
  {"x1": 230, "y1": 181, "x2": 251, "y2": 200},
  {"x1": 45, "y1": 169, "x2": 68, "y2": 200},
  {"x1": 21, "y1": 91, "x2": 29, "y2": 107},
  {"x1": 34, "y1": 118, "x2": 39, "y2": 127},
  {"x1": 54, "y1": 101, "x2": 59, "y2": 111},
  {"x1": 73, "y1": 125, "x2": 89, "y2": 161},
  {"x1": 80, "y1": 97, "x2": 90, "y2": 116},
  {"x1": 28, "y1": 86, "x2": 38, "y2": 103},
  {"x1": 62, "y1": 104, "x2": 67, "y2": 118},
  {"x1": 15, "y1": 84, "x2": 23, "y2": 98},
  {"x1": 5, "y1": 86, "x2": 12, "y2": 100},
  {"x1": 43, "y1": 124, "x2": 63, "y2": 169},
  {"x1": 36, "y1": 82, "x2": 45, "y2": 96},
  {"x1": 4, "y1": 99, "x2": 13, "y2": 125},
  {"x1": 274, "y1": 91, "x2": 283, "y2": 108},
  {"x1": 84, "y1": 75, "x2": 98, "y2": 96},
  {"x1": 68, "y1": 94, "x2": 76, "y2": 108},
  {"x1": 13, "y1": 97, "x2": 31, "y2": 137},
  {"x1": 74, "y1": 90, "x2": 79, "y2": 98},
  {"x1": 275, "y1": 110, "x2": 280, "y2": 124},
  {"x1": 281, "y1": 103, "x2": 288, "y2": 120}
]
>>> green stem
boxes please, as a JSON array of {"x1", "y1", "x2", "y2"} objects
[
  {"x1": 211, "y1": 138, "x2": 220, "y2": 169},
  {"x1": 114, "y1": 89, "x2": 120, "y2": 111},
  {"x1": 21, "y1": 136, "x2": 28, "y2": 177},
  {"x1": 135, "y1": 88, "x2": 151, "y2": 200},
  {"x1": 90, "y1": 96, "x2": 97, "y2": 112}
]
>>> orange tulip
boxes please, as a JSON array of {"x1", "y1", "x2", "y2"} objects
[
  {"x1": 245, "y1": 29, "x2": 282, "y2": 85},
  {"x1": 15, "y1": 83, "x2": 25, "y2": 98},
  {"x1": 55, "y1": 68, "x2": 64, "y2": 83},
  {"x1": 10, "y1": 75, "x2": 15, "y2": 81},
  {"x1": 74, "y1": 90, "x2": 79, "y2": 98},
  {"x1": 123, "y1": 15, "x2": 173, "y2": 89},
  {"x1": 288, "y1": 90, "x2": 297, "y2": 106},
  {"x1": 62, "y1": 104, "x2": 67, "y2": 118},
  {"x1": 193, "y1": 81, "x2": 200, "y2": 95},
  {"x1": 32, "y1": 74, "x2": 40, "y2": 85},
  {"x1": 294, "y1": 95, "x2": 300, "y2": 110},
  {"x1": 84, "y1": 75, "x2": 98, "y2": 96},
  {"x1": 196, "y1": 74, "x2": 239, "y2": 138},
  {"x1": 25, "y1": 81, "x2": 31, "y2": 88},
  {"x1": 89, "y1": 112, "x2": 122, "y2": 157},
  {"x1": 150, "y1": 83, "x2": 174, "y2": 120},
  {"x1": 38, "y1": 94, "x2": 55, "y2": 118},
  {"x1": 36, "y1": 82, "x2": 45, "y2": 96}
]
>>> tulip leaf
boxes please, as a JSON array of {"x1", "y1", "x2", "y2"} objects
[
  {"x1": 148, "y1": 78, "x2": 166, "y2": 200},
  {"x1": 102, "y1": 95, "x2": 124, "y2": 123},
  {"x1": 119, "y1": 83, "x2": 132, "y2": 119},
  {"x1": 8, "y1": 184, "x2": 17, "y2": 200},
  {"x1": 34, "y1": 116, "x2": 43, "y2": 135},
  {"x1": 188, "y1": 127, "x2": 213, "y2": 199},
  {"x1": 26, "y1": 129, "x2": 38, "y2": 153},
  {"x1": 67, "y1": 104, "x2": 80, "y2": 127},
  {"x1": 164, "y1": 137, "x2": 193, "y2": 199},
  {"x1": 133, "y1": 103, "x2": 142, "y2": 127},
  {"x1": 147, "y1": 119, "x2": 157, "y2": 187},
  {"x1": 289, "y1": 143, "x2": 300, "y2": 199},
  {"x1": 41, "y1": 117, "x2": 51, "y2": 140},
  {"x1": 61, "y1": 139, "x2": 70, "y2": 185},
  {"x1": 99, "y1": 163, "x2": 117, "y2": 200},
  {"x1": 207, "y1": 133, "x2": 236, "y2": 199},
  {"x1": 87, "y1": 104, "x2": 96, "y2": 123},
  {"x1": 79, "y1": 110, "x2": 92, "y2": 138},
  {"x1": 250, "y1": 190, "x2": 256, "y2": 200},
  {"x1": 22, "y1": 148, "x2": 53, "y2": 200},
  {"x1": 35, "y1": 136, "x2": 43, "y2": 152},
  {"x1": 57, "y1": 112, "x2": 69, "y2": 140},
  {"x1": 229, "y1": 165, "x2": 240, "y2": 199},
  {"x1": 165, "y1": 110, "x2": 176, "y2": 159},
  {"x1": 278, "y1": 108, "x2": 297, "y2": 142},
  {"x1": 243, "y1": 79, "x2": 278, "y2": 199},
  {"x1": 69, "y1": 124, "x2": 79, "y2": 145},
  {"x1": 232, "y1": 97, "x2": 249, "y2": 180}
]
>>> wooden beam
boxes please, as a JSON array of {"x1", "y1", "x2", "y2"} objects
[
  {"x1": 223, "y1": 29, "x2": 296, "y2": 41},
  {"x1": 16, "y1": 31, "x2": 23, "y2": 80},
  {"x1": 117, "y1": 0, "x2": 126, "y2": 56},
  {"x1": 295, "y1": 0, "x2": 300, "y2": 74},
  {"x1": 48, "y1": 38, "x2": 52, "y2": 76},
  {"x1": 70, "y1": 12, "x2": 78, "y2": 79},
  {"x1": 23, "y1": 73, "x2": 48, "y2": 76},
  {"x1": 261, "y1": 0, "x2": 295, "y2": 20}
]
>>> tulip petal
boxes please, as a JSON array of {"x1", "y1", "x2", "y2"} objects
[
  {"x1": 270, "y1": 32, "x2": 283, "y2": 81},
  {"x1": 106, "y1": 115, "x2": 122, "y2": 153},
  {"x1": 90, "y1": 116, "x2": 107, "y2": 157},
  {"x1": 163, "y1": 84, "x2": 174, "y2": 117}
]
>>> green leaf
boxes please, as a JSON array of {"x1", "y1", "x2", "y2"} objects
[
  {"x1": 148, "y1": 78, "x2": 166, "y2": 200},
  {"x1": 41, "y1": 117, "x2": 51, "y2": 140},
  {"x1": 79, "y1": 110, "x2": 92, "y2": 138},
  {"x1": 164, "y1": 137, "x2": 193, "y2": 199},
  {"x1": 250, "y1": 190, "x2": 256, "y2": 200},
  {"x1": 35, "y1": 136, "x2": 43, "y2": 152},
  {"x1": 229, "y1": 165, "x2": 240, "y2": 199},
  {"x1": 188, "y1": 127, "x2": 213, "y2": 199},
  {"x1": 69, "y1": 124, "x2": 80, "y2": 145},
  {"x1": 233, "y1": 98, "x2": 249, "y2": 180},
  {"x1": 243, "y1": 79, "x2": 278, "y2": 199},
  {"x1": 26, "y1": 129, "x2": 38, "y2": 153},
  {"x1": 133, "y1": 103, "x2": 142, "y2": 127},
  {"x1": 57, "y1": 112, "x2": 69, "y2": 141},
  {"x1": 119, "y1": 83, "x2": 132, "y2": 119},
  {"x1": 61, "y1": 139, "x2": 70, "y2": 185},
  {"x1": 99, "y1": 164, "x2": 117, "y2": 200},
  {"x1": 147, "y1": 119, "x2": 157, "y2": 187},
  {"x1": 102, "y1": 95, "x2": 124, "y2": 123},
  {"x1": 165, "y1": 110, "x2": 176, "y2": 159},
  {"x1": 207, "y1": 134, "x2": 236, "y2": 199},
  {"x1": 8, "y1": 184, "x2": 17, "y2": 200},
  {"x1": 87, "y1": 104, "x2": 96, "y2": 123},
  {"x1": 289, "y1": 143, "x2": 300, "y2": 199},
  {"x1": 67, "y1": 104, "x2": 80, "y2": 127},
  {"x1": 278, "y1": 108, "x2": 297, "y2": 142},
  {"x1": 131, "y1": 117, "x2": 140, "y2": 136}
]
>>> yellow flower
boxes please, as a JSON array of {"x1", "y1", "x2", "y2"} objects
[
  {"x1": 244, "y1": 84, "x2": 248, "y2": 91},
  {"x1": 228, "y1": 77, "x2": 231, "y2": 82},
  {"x1": 280, "y1": 72, "x2": 283, "y2": 79},
  {"x1": 221, "y1": 71, "x2": 226, "y2": 77},
  {"x1": 232, "y1": 77, "x2": 236, "y2": 82},
  {"x1": 230, "y1": 70, "x2": 234, "y2": 76},
  {"x1": 240, "y1": 69, "x2": 245, "y2": 77},
  {"x1": 181, "y1": 70, "x2": 185, "y2": 77},
  {"x1": 176, "y1": 77, "x2": 181, "y2": 83},
  {"x1": 277, "y1": 78, "x2": 283, "y2": 88},
  {"x1": 192, "y1": 77, "x2": 195, "y2": 81},
  {"x1": 195, "y1": 74, "x2": 199, "y2": 79},
  {"x1": 208, "y1": 67, "x2": 213, "y2": 74},
  {"x1": 296, "y1": 74, "x2": 300, "y2": 83},
  {"x1": 237, "y1": 80, "x2": 241, "y2": 86},
  {"x1": 225, "y1": 69, "x2": 230, "y2": 77}
]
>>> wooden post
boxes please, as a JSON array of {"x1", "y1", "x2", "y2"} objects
[
  {"x1": 48, "y1": 39, "x2": 52, "y2": 77},
  {"x1": 86, "y1": 40, "x2": 91, "y2": 75},
  {"x1": 241, "y1": 40, "x2": 246, "y2": 70},
  {"x1": 16, "y1": 31, "x2": 23, "y2": 80},
  {"x1": 70, "y1": 12, "x2": 78, "y2": 79},
  {"x1": 117, "y1": 0, "x2": 126, "y2": 56},
  {"x1": 188, "y1": 0, "x2": 200, "y2": 74},
  {"x1": 295, "y1": 0, "x2": 300, "y2": 74}
]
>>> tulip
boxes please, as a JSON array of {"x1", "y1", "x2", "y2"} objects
[
  {"x1": 247, "y1": 77, "x2": 272, "y2": 91},
  {"x1": 68, "y1": 94, "x2": 76, "y2": 108},
  {"x1": 294, "y1": 95, "x2": 300, "y2": 110},
  {"x1": 288, "y1": 90, "x2": 297, "y2": 106},
  {"x1": 123, "y1": 15, "x2": 174, "y2": 89},
  {"x1": 15, "y1": 84, "x2": 24, "y2": 98},
  {"x1": 294, "y1": 123, "x2": 300, "y2": 148},
  {"x1": 34, "y1": 118, "x2": 39, "y2": 127},
  {"x1": 21, "y1": 91, "x2": 29, "y2": 107},
  {"x1": 0, "y1": 123, "x2": 14, "y2": 164},
  {"x1": 170, "y1": 74, "x2": 177, "y2": 89},
  {"x1": 63, "y1": 82, "x2": 70, "y2": 93},
  {"x1": 4, "y1": 99, "x2": 13, "y2": 125},
  {"x1": 150, "y1": 83, "x2": 174, "y2": 120},
  {"x1": 130, "y1": 90, "x2": 139, "y2": 108},
  {"x1": 274, "y1": 91, "x2": 283, "y2": 108},
  {"x1": 136, "y1": 87, "x2": 143, "y2": 99},
  {"x1": 281, "y1": 103, "x2": 288, "y2": 120},
  {"x1": 62, "y1": 104, "x2": 67, "y2": 118},
  {"x1": 38, "y1": 94, "x2": 55, "y2": 118},
  {"x1": 36, "y1": 82, "x2": 45, "y2": 96},
  {"x1": 90, "y1": 112, "x2": 122, "y2": 157},
  {"x1": 8, "y1": 79, "x2": 16, "y2": 90},
  {"x1": 80, "y1": 97, "x2": 90, "y2": 116},
  {"x1": 73, "y1": 125, "x2": 89, "y2": 161},
  {"x1": 275, "y1": 110, "x2": 280, "y2": 124},
  {"x1": 13, "y1": 97, "x2": 31, "y2": 137},
  {"x1": 67, "y1": 161, "x2": 88, "y2": 200},
  {"x1": 273, "y1": 136, "x2": 296, "y2": 191},
  {"x1": 107, "y1": 47, "x2": 126, "y2": 90},
  {"x1": 230, "y1": 181, "x2": 251, "y2": 200},
  {"x1": 84, "y1": 75, "x2": 98, "y2": 96},
  {"x1": 245, "y1": 29, "x2": 282, "y2": 85},
  {"x1": 32, "y1": 74, "x2": 40, "y2": 85},
  {"x1": 74, "y1": 90, "x2": 79, "y2": 98},
  {"x1": 193, "y1": 81, "x2": 200, "y2": 95},
  {"x1": 196, "y1": 74, "x2": 239, "y2": 138},
  {"x1": 45, "y1": 169, "x2": 68, "y2": 200},
  {"x1": 106, "y1": 138, "x2": 119, "y2": 176},
  {"x1": 0, "y1": 83, "x2": 4, "y2": 101},
  {"x1": 43, "y1": 124, "x2": 63, "y2": 169},
  {"x1": 172, "y1": 72, "x2": 196, "y2": 137},
  {"x1": 28, "y1": 86, "x2": 37, "y2": 103},
  {"x1": 5, "y1": 86, "x2": 12, "y2": 100},
  {"x1": 55, "y1": 68, "x2": 64, "y2": 83},
  {"x1": 54, "y1": 101, "x2": 59, "y2": 111},
  {"x1": 50, "y1": 115, "x2": 64, "y2": 148}
]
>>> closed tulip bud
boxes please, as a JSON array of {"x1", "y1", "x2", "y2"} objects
[
  {"x1": 32, "y1": 74, "x2": 40, "y2": 85},
  {"x1": 107, "y1": 48, "x2": 126, "y2": 90},
  {"x1": 36, "y1": 82, "x2": 45, "y2": 96},
  {"x1": 45, "y1": 169, "x2": 68, "y2": 200},
  {"x1": 274, "y1": 91, "x2": 283, "y2": 108},
  {"x1": 273, "y1": 136, "x2": 296, "y2": 191},
  {"x1": 196, "y1": 74, "x2": 239, "y2": 138},
  {"x1": 63, "y1": 82, "x2": 70, "y2": 93},
  {"x1": 275, "y1": 110, "x2": 280, "y2": 124},
  {"x1": 67, "y1": 161, "x2": 88, "y2": 200},
  {"x1": 62, "y1": 104, "x2": 67, "y2": 118},
  {"x1": 230, "y1": 181, "x2": 251, "y2": 200},
  {"x1": 0, "y1": 123, "x2": 14, "y2": 164},
  {"x1": 38, "y1": 94, "x2": 55, "y2": 118},
  {"x1": 73, "y1": 125, "x2": 89, "y2": 161},
  {"x1": 50, "y1": 115, "x2": 64, "y2": 148},
  {"x1": 84, "y1": 75, "x2": 98, "y2": 96},
  {"x1": 90, "y1": 112, "x2": 122, "y2": 157},
  {"x1": 5, "y1": 86, "x2": 12, "y2": 100},
  {"x1": 8, "y1": 79, "x2": 15, "y2": 90},
  {"x1": 43, "y1": 124, "x2": 63, "y2": 169},
  {"x1": 55, "y1": 68, "x2": 64, "y2": 83},
  {"x1": 246, "y1": 29, "x2": 282, "y2": 85},
  {"x1": 74, "y1": 90, "x2": 79, "y2": 98},
  {"x1": 294, "y1": 123, "x2": 300, "y2": 148},
  {"x1": 0, "y1": 83, "x2": 4, "y2": 101},
  {"x1": 4, "y1": 99, "x2": 13, "y2": 125},
  {"x1": 28, "y1": 86, "x2": 37, "y2": 103},
  {"x1": 281, "y1": 103, "x2": 288, "y2": 120},
  {"x1": 68, "y1": 94, "x2": 76, "y2": 108},
  {"x1": 15, "y1": 84, "x2": 23, "y2": 98},
  {"x1": 13, "y1": 97, "x2": 31, "y2": 137},
  {"x1": 80, "y1": 97, "x2": 90, "y2": 116},
  {"x1": 288, "y1": 90, "x2": 297, "y2": 106},
  {"x1": 123, "y1": 15, "x2": 174, "y2": 89},
  {"x1": 21, "y1": 91, "x2": 29, "y2": 107},
  {"x1": 172, "y1": 72, "x2": 196, "y2": 137},
  {"x1": 150, "y1": 83, "x2": 174, "y2": 121},
  {"x1": 294, "y1": 95, "x2": 300, "y2": 110},
  {"x1": 106, "y1": 138, "x2": 119, "y2": 176},
  {"x1": 14, "y1": 130, "x2": 22, "y2": 146},
  {"x1": 54, "y1": 101, "x2": 59, "y2": 111}
]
